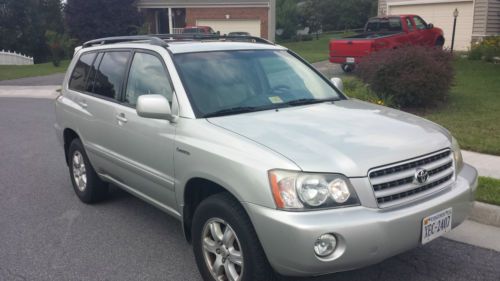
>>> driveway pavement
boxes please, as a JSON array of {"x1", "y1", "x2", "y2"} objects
[{"x1": 0, "y1": 97, "x2": 499, "y2": 281}]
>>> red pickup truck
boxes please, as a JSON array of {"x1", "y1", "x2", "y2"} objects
[{"x1": 330, "y1": 15, "x2": 444, "y2": 72}]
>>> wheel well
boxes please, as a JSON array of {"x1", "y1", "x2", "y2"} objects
[
  {"x1": 182, "y1": 178, "x2": 232, "y2": 243},
  {"x1": 63, "y1": 129, "x2": 79, "y2": 165}
]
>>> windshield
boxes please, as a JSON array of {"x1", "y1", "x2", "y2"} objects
[{"x1": 174, "y1": 50, "x2": 343, "y2": 117}]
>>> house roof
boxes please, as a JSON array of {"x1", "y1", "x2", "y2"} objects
[{"x1": 137, "y1": 0, "x2": 271, "y2": 8}]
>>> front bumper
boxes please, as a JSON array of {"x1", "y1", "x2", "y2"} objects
[{"x1": 244, "y1": 164, "x2": 477, "y2": 277}]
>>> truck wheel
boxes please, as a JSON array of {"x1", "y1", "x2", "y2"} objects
[
  {"x1": 341, "y1": 64, "x2": 355, "y2": 73},
  {"x1": 435, "y1": 38, "x2": 445, "y2": 49},
  {"x1": 68, "y1": 139, "x2": 108, "y2": 203},
  {"x1": 192, "y1": 193, "x2": 275, "y2": 281}
]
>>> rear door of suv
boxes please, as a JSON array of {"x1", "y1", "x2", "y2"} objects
[{"x1": 67, "y1": 50, "x2": 131, "y2": 177}]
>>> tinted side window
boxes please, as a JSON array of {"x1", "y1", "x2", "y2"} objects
[
  {"x1": 85, "y1": 52, "x2": 103, "y2": 93},
  {"x1": 125, "y1": 52, "x2": 173, "y2": 106},
  {"x1": 69, "y1": 53, "x2": 96, "y2": 92},
  {"x1": 93, "y1": 52, "x2": 130, "y2": 100}
]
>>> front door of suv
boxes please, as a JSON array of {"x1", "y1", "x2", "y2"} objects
[{"x1": 110, "y1": 50, "x2": 177, "y2": 211}]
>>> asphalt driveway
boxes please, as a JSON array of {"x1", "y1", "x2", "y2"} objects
[{"x1": 0, "y1": 97, "x2": 499, "y2": 281}]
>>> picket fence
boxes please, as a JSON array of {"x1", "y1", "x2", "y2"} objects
[{"x1": 0, "y1": 50, "x2": 34, "y2": 65}]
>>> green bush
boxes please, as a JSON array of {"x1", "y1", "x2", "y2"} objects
[
  {"x1": 343, "y1": 78, "x2": 395, "y2": 107},
  {"x1": 468, "y1": 36, "x2": 500, "y2": 62},
  {"x1": 356, "y1": 46, "x2": 454, "y2": 108}
]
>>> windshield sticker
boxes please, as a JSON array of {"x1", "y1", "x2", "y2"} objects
[{"x1": 268, "y1": 96, "x2": 284, "y2": 104}]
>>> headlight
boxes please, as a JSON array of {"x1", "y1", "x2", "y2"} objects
[
  {"x1": 268, "y1": 170, "x2": 359, "y2": 210},
  {"x1": 451, "y1": 137, "x2": 464, "y2": 173}
]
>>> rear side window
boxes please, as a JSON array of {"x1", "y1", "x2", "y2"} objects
[
  {"x1": 69, "y1": 53, "x2": 96, "y2": 92},
  {"x1": 93, "y1": 52, "x2": 130, "y2": 100}
]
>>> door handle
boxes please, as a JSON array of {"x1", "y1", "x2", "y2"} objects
[{"x1": 116, "y1": 113, "x2": 128, "y2": 123}]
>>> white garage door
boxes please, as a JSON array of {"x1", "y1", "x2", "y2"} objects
[
  {"x1": 389, "y1": 1, "x2": 473, "y2": 50},
  {"x1": 196, "y1": 19, "x2": 261, "y2": 37}
]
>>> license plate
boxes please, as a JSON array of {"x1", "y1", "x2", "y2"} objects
[
  {"x1": 346, "y1": 57, "x2": 355, "y2": 63},
  {"x1": 421, "y1": 208, "x2": 452, "y2": 244}
]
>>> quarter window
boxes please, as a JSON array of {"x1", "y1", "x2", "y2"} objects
[
  {"x1": 93, "y1": 51, "x2": 130, "y2": 100},
  {"x1": 69, "y1": 53, "x2": 96, "y2": 92},
  {"x1": 125, "y1": 52, "x2": 173, "y2": 106}
]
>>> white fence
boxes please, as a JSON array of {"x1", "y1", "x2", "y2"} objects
[
  {"x1": 0, "y1": 50, "x2": 34, "y2": 65},
  {"x1": 172, "y1": 28, "x2": 184, "y2": 34}
]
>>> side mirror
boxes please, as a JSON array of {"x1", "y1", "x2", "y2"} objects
[
  {"x1": 136, "y1": 94, "x2": 174, "y2": 122},
  {"x1": 427, "y1": 23, "x2": 434, "y2": 29},
  {"x1": 330, "y1": 77, "x2": 344, "y2": 91}
]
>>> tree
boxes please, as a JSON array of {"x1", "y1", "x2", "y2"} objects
[
  {"x1": 65, "y1": 0, "x2": 143, "y2": 43},
  {"x1": 0, "y1": 0, "x2": 65, "y2": 62},
  {"x1": 312, "y1": 0, "x2": 377, "y2": 31},
  {"x1": 276, "y1": 0, "x2": 300, "y2": 40}
]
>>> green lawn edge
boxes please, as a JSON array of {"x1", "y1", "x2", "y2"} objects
[
  {"x1": 477, "y1": 177, "x2": 500, "y2": 206},
  {"x1": 0, "y1": 60, "x2": 70, "y2": 81}
]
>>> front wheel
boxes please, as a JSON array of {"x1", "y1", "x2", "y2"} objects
[
  {"x1": 341, "y1": 63, "x2": 355, "y2": 73},
  {"x1": 192, "y1": 193, "x2": 275, "y2": 281}
]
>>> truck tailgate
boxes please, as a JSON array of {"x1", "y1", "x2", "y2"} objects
[{"x1": 329, "y1": 39, "x2": 373, "y2": 63}]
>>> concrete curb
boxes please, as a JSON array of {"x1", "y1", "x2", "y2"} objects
[{"x1": 470, "y1": 201, "x2": 500, "y2": 228}]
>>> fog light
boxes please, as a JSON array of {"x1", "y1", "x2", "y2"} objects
[{"x1": 314, "y1": 234, "x2": 337, "y2": 257}]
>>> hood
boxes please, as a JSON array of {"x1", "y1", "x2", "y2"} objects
[{"x1": 208, "y1": 100, "x2": 451, "y2": 177}]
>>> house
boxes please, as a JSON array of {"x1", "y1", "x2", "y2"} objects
[
  {"x1": 136, "y1": 0, "x2": 276, "y2": 41},
  {"x1": 378, "y1": 0, "x2": 500, "y2": 50}
]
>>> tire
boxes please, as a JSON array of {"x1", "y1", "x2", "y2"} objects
[
  {"x1": 341, "y1": 63, "x2": 355, "y2": 73},
  {"x1": 435, "y1": 38, "x2": 445, "y2": 49},
  {"x1": 192, "y1": 193, "x2": 275, "y2": 281},
  {"x1": 68, "y1": 139, "x2": 108, "y2": 203}
]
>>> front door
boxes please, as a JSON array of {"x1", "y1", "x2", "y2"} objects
[{"x1": 111, "y1": 50, "x2": 177, "y2": 210}]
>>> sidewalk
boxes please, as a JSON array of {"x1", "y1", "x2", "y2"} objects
[
  {"x1": 462, "y1": 150, "x2": 500, "y2": 179},
  {"x1": 0, "y1": 85, "x2": 60, "y2": 99}
]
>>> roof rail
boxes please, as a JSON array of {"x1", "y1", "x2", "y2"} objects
[
  {"x1": 82, "y1": 36, "x2": 168, "y2": 48},
  {"x1": 81, "y1": 34, "x2": 275, "y2": 49}
]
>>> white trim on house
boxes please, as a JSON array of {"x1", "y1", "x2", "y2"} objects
[
  {"x1": 386, "y1": 0, "x2": 473, "y2": 12},
  {"x1": 388, "y1": 0, "x2": 472, "y2": 7},
  {"x1": 137, "y1": 3, "x2": 270, "y2": 9}
]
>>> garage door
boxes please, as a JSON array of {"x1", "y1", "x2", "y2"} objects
[
  {"x1": 196, "y1": 19, "x2": 261, "y2": 37},
  {"x1": 389, "y1": 1, "x2": 473, "y2": 50}
]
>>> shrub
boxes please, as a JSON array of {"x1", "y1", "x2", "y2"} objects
[
  {"x1": 468, "y1": 36, "x2": 500, "y2": 62},
  {"x1": 343, "y1": 78, "x2": 395, "y2": 107},
  {"x1": 356, "y1": 45, "x2": 454, "y2": 108}
]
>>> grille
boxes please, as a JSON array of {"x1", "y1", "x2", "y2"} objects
[{"x1": 369, "y1": 150, "x2": 454, "y2": 208}]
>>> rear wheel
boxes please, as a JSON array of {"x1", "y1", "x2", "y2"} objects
[
  {"x1": 192, "y1": 193, "x2": 275, "y2": 281},
  {"x1": 68, "y1": 139, "x2": 108, "y2": 203},
  {"x1": 341, "y1": 63, "x2": 355, "y2": 73}
]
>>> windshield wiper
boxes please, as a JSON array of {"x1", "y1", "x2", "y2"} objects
[
  {"x1": 204, "y1": 106, "x2": 260, "y2": 118},
  {"x1": 283, "y1": 98, "x2": 338, "y2": 106}
]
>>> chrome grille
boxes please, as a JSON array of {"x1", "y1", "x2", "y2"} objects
[{"x1": 369, "y1": 150, "x2": 454, "y2": 208}]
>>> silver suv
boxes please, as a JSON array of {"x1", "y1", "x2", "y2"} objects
[{"x1": 55, "y1": 35, "x2": 478, "y2": 281}]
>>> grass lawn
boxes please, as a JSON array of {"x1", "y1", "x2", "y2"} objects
[
  {"x1": 476, "y1": 177, "x2": 500, "y2": 206},
  {"x1": 0, "y1": 60, "x2": 70, "y2": 81},
  {"x1": 280, "y1": 32, "x2": 352, "y2": 63},
  {"x1": 421, "y1": 59, "x2": 500, "y2": 155}
]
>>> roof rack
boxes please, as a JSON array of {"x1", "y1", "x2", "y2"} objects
[{"x1": 82, "y1": 34, "x2": 275, "y2": 48}]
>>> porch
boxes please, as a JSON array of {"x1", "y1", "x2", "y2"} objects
[{"x1": 142, "y1": 8, "x2": 186, "y2": 34}]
